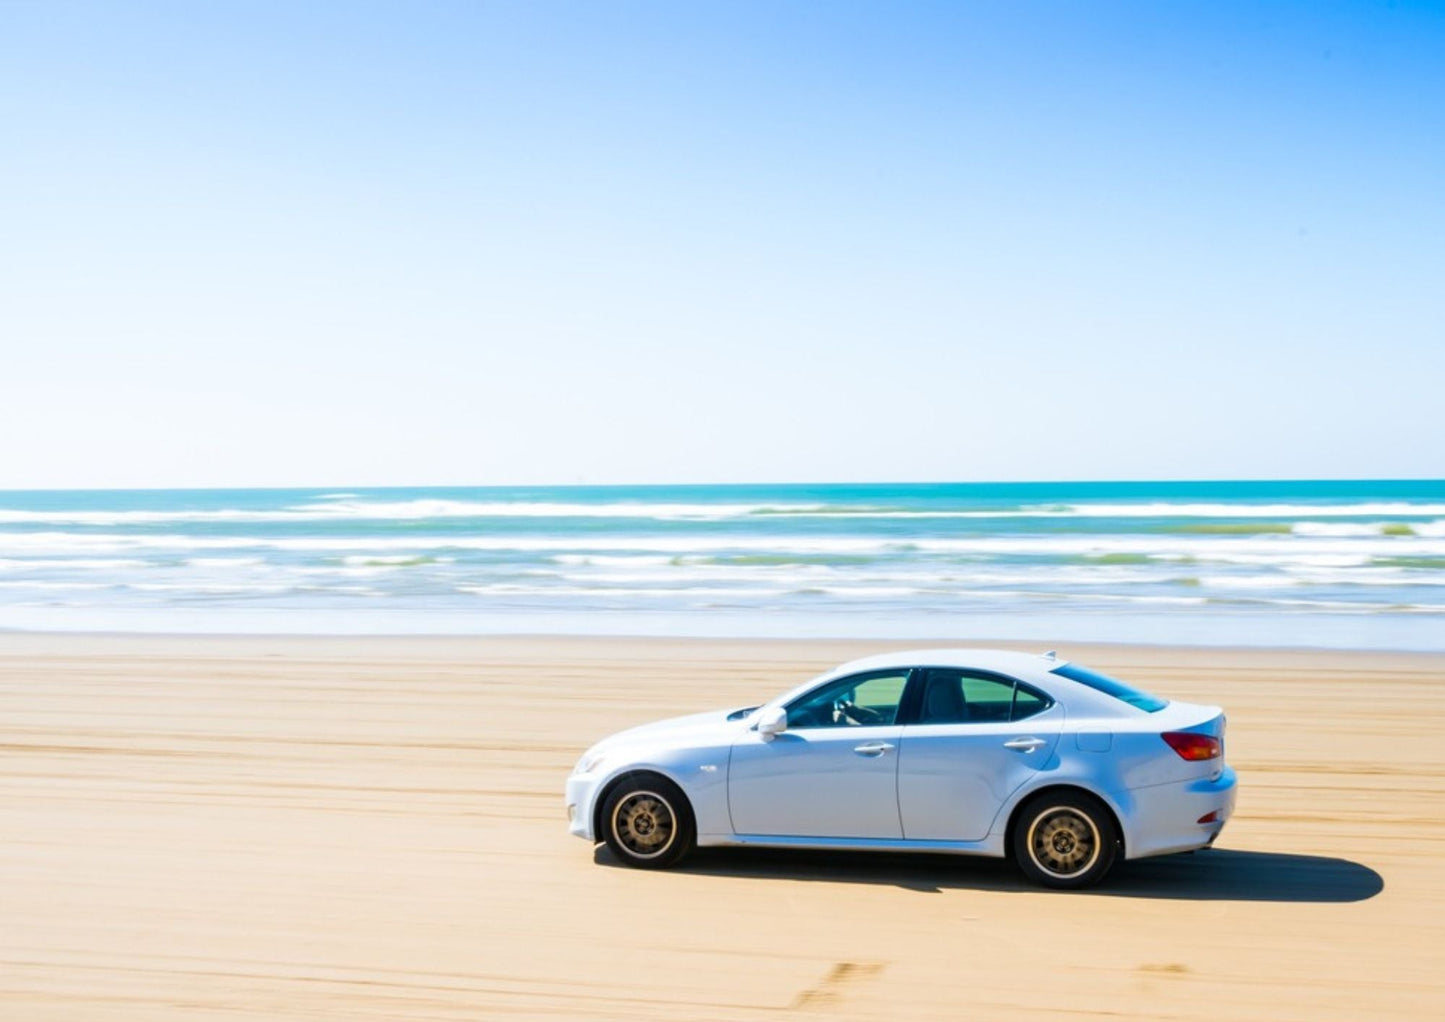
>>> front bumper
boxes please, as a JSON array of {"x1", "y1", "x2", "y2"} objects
[
  {"x1": 565, "y1": 772, "x2": 603, "y2": 841},
  {"x1": 1123, "y1": 765, "x2": 1238, "y2": 860}
]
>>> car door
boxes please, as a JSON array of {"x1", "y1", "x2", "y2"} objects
[
  {"x1": 728, "y1": 669, "x2": 913, "y2": 839},
  {"x1": 897, "y1": 669, "x2": 1062, "y2": 842}
]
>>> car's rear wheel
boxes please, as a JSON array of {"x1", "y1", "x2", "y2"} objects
[
  {"x1": 601, "y1": 774, "x2": 694, "y2": 869},
  {"x1": 1012, "y1": 791, "x2": 1119, "y2": 889}
]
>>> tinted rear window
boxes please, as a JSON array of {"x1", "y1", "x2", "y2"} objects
[{"x1": 1051, "y1": 663, "x2": 1169, "y2": 713}]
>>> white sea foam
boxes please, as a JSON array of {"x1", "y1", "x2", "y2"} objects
[
  {"x1": 4, "y1": 496, "x2": 1441, "y2": 528},
  {"x1": 0, "y1": 509, "x2": 297, "y2": 525},
  {"x1": 1204, "y1": 595, "x2": 1413, "y2": 613},
  {"x1": 5, "y1": 531, "x2": 1445, "y2": 562},
  {"x1": 127, "y1": 582, "x2": 295, "y2": 594},
  {"x1": 551, "y1": 554, "x2": 679, "y2": 567},
  {"x1": 1042, "y1": 502, "x2": 1445, "y2": 518},
  {"x1": 0, "y1": 499, "x2": 819, "y2": 524},
  {"x1": 1284, "y1": 569, "x2": 1445, "y2": 587},
  {"x1": 909, "y1": 537, "x2": 1445, "y2": 563},
  {"x1": 751, "y1": 503, "x2": 1445, "y2": 520},
  {"x1": 873, "y1": 587, "x2": 1212, "y2": 607},
  {"x1": 801, "y1": 585, "x2": 939, "y2": 599},
  {"x1": 0, "y1": 533, "x2": 264, "y2": 554},
  {"x1": 0, "y1": 558, "x2": 150, "y2": 571},
  {"x1": 339, "y1": 555, "x2": 453, "y2": 567},
  {"x1": 0, "y1": 580, "x2": 114, "y2": 591},
  {"x1": 1291, "y1": 521, "x2": 1445, "y2": 538},
  {"x1": 1293, "y1": 523, "x2": 1378, "y2": 538},
  {"x1": 568, "y1": 566, "x2": 835, "y2": 586},
  {"x1": 287, "y1": 499, "x2": 820, "y2": 521},
  {"x1": 0, "y1": 533, "x2": 898, "y2": 555},
  {"x1": 454, "y1": 583, "x2": 795, "y2": 599},
  {"x1": 1053, "y1": 592, "x2": 1210, "y2": 606},
  {"x1": 1183, "y1": 552, "x2": 1374, "y2": 568},
  {"x1": 4, "y1": 497, "x2": 1444, "y2": 526},
  {"x1": 1196, "y1": 575, "x2": 1298, "y2": 589},
  {"x1": 291, "y1": 565, "x2": 412, "y2": 578}
]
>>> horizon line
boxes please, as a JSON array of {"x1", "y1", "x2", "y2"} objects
[{"x1": 0, "y1": 476, "x2": 1442, "y2": 494}]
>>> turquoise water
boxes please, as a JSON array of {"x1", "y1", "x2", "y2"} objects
[{"x1": 0, "y1": 481, "x2": 1442, "y2": 649}]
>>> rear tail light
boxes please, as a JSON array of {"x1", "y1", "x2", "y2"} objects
[{"x1": 1162, "y1": 731, "x2": 1221, "y2": 761}]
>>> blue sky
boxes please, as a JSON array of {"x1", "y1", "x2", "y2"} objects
[{"x1": 1, "y1": 1, "x2": 1441, "y2": 487}]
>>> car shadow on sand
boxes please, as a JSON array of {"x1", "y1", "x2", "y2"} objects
[{"x1": 593, "y1": 845, "x2": 1383, "y2": 902}]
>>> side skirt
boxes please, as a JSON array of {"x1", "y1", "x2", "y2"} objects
[{"x1": 697, "y1": 832, "x2": 1007, "y2": 857}]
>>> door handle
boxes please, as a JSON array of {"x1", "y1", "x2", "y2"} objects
[
  {"x1": 1003, "y1": 736, "x2": 1048, "y2": 753},
  {"x1": 853, "y1": 742, "x2": 895, "y2": 756}
]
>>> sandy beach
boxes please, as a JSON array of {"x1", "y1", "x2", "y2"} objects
[{"x1": 2, "y1": 633, "x2": 1442, "y2": 1020}]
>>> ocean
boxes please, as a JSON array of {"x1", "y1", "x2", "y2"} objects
[{"x1": 0, "y1": 481, "x2": 1442, "y2": 649}]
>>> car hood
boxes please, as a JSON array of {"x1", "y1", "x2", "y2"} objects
[{"x1": 588, "y1": 707, "x2": 750, "y2": 757}]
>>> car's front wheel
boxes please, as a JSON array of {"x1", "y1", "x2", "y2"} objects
[
  {"x1": 600, "y1": 774, "x2": 695, "y2": 869},
  {"x1": 1012, "y1": 791, "x2": 1119, "y2": 889}
]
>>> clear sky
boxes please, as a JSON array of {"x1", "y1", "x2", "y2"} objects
[{"x1": 1, "y1": 1, "x2": 1441, "y2": 488}]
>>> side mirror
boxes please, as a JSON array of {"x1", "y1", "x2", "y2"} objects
[{"x1": 755, "y1": 705, "x2": 787, "y2": 737}]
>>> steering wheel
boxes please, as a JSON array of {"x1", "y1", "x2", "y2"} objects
[{"x1": 832, "y1": 698, "x2": 883, "y2": 725}]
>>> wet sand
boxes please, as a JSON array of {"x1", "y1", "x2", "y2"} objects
[{"x1": 2, "y1": 633, "x2": 1442, "y2": 1019}]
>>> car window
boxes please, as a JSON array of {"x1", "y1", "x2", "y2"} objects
[
  {"x1": 1050, "y1": 662, "x2": 1168, "y2": 713},
  {"x1": 1010, "y1": 685, "x2": 1049, "y2": 720},
  {"x1": 917, "y1": 669, "x2": 1053, "y2": 724},
  {"x1": 786, "y1": 670, "x2": 909, "y2": 728}
]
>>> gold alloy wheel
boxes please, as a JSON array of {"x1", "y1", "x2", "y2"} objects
[
  {"x1": 611, "y1": 790, "x2": 677, "y2": 859},
  {"x1": 1026, "y1": 805, "x2": 1102, "y2": 879}
]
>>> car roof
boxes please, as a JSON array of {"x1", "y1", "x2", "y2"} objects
[{"x1": 824, "y1": 648, "x2": 1066, "y2": 678}]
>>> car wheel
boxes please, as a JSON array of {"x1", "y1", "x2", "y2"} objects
[
  {"x1": 601, "y1": 774, "x2": 694, "y2": 869},
  {"x1": 1012, "y1": 792, "x2": 1119, "y2": 889}
]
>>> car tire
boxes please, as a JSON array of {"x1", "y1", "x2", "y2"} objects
[
  {"x1": 1012, "y1": 791, "x2": 1119, "y2": 889},
  {"x1": 601, "y1": 774, "x2": 695, "y2": 869}
]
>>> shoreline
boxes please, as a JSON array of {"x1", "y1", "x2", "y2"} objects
[{"x1": 4, "y1": 628, "x2": 1445, "y2": 665}]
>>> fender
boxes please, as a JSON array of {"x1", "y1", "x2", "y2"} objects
[
  {"x1": 589, "y1": 747, "x2": 732, "y2": 842},
  {"x1": 987, "y1": 772, "x2": 1134, "y2": 855}
]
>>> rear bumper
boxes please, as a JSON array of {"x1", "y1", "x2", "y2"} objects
[{"x1": 1123, "y1": 765, "x2": 1237, "y2": 860}]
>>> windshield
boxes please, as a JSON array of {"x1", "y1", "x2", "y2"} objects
[{"x1": 1051, "y1": 663, "x2": 1169, "y2": 713}]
